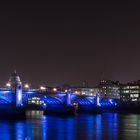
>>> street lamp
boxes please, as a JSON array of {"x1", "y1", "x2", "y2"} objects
[
  {"x1": 53, "y1": 88, "x2": 57, "y2": 92},
  {"x1": 65, "y1": 89, "x2": 68, "y2": 93},
  {"x1": 6, "y1": 82, "x2": 11, "y2": 88},
  {"x1": 40, "y1": 86, "x2": 46, "y2": 90},
  {"x1": 24, "y1": 84, "x2": 30, "y2": 89}
]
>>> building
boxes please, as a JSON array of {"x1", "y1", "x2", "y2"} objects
[
  {"x1": 71, "y1": 87, "x2": 99, "y2": 96},
  {"x1": 98, "y1": 80, "x2": 120, "y2": 99},
  {"x1": 120, "y1": 81, "x2": 140, "y2": 102}
]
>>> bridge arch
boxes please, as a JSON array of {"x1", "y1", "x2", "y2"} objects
[
  {"x1": 72, "y1": 96, "x2": 96, "y2": 105},
  {"x1": 0, "y1": 95, "x2": 12, "y2": 104},
  {"x1": 44, "y1": 95, "x2": 63, "y2": 105}
]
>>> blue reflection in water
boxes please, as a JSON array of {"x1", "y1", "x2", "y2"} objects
[
  {"x1": 96, "y1": 115, "x2": 102, "y2": 140},
  {"x1": 66, "y1": 118, "x2": 75, "y2": 140},
  {"x1": 102, "y1": 113, "x2": 118, "y2": 140},
  {"x1": 0, "y1": 112, "x2": 140, "y2": 140},
  {"x1": 41, "y1": 116, "x2": 47, "y2": 140},
  {"x1": 15, "y1": 122, "x2": 26, "y2": 140},
  {"x1": 45, "y1": 116, "x2": 75, "y2": 140},
  {"x1": 0, "y1": 122, "x2": 10, "y2": 140}
]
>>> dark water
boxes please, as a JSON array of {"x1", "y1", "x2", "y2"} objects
[{"x1": 0, "y1": 111, "x2": 140, "y2": 140}]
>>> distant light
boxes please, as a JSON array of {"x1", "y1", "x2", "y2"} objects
[
  {"x1": 24, "y1": 84, "x2": 29, "y2": 89},
  {"x1": 43, "y1": 103, "x2": 46, "y2": 106},
  {"x1": 90, "y1": 93, "x2": 93, "y2": 96},
  {"x1": 82, "y1": 92, "x2": 86, "y2": 95},
  {"x1": 65, "y1": 89, "x2": 68, "y2": 93},
  {"x1": 40, "y1": 86, "x2": 46, "y2": 90},
  {"x1": 32, "y1": 100, "x2": 35, "y2": 103},
  {"x1": 53, "y1": 88, "x2": 57, "y2": 92},
  {"x1": 73, "y1": 102, "x2": 77, "y2": 106},
  {"x1": 6, "y1": 83, "x2": 11, "y2": 88}
]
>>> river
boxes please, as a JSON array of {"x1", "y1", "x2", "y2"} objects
[{"x1": 0, "y1": 111, "x2": 140, "y2": 140}]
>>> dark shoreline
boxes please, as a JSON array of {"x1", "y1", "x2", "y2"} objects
[{"x1": 0, "y1": 104, "x2": 140, "y2": 119}]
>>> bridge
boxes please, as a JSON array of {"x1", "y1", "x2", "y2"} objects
[
  {"x1": 0, "y1": 88, "x2": 118, "y2": 108},
  {"x1": 0, "y1": 71, "x2": 119, "y2": 117}
]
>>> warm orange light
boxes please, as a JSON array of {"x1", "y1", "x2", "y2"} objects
[{"x1": 24, "y1": 84, "x2": 29, "y2": 89}]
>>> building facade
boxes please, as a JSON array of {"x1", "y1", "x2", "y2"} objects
[
  {"x1": 98, "y1": 80, "x2": 120, "y2": 99},
  {"x1": 71, "y1": 87, "x2": 99, "y2": 96},
  {"x1": 120, "y1": 81, "x2": 140, "y2": 102}
]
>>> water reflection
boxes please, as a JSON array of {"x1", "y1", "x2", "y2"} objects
[{"x1": 0, "y1": 111, "x2": 140, "y2": 140}]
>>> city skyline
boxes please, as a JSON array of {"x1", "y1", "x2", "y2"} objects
[{"x1": 3, "y1": 70, "x2": 140, "y2": 88}]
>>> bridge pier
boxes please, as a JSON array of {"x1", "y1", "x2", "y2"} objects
[
  {"x1": 66, "y1": 89, "x2": 72, "y2": 106},
  {"x1": 0, "y1": 71, "x2": 26, "y2": 119},
  {"x1": 15, "y1": 83, "x2": 23, "y2": 107},
  {"x1": 7, "y1": 70, "x2": 23, "y2": 107},
  {"x1": 96, "y1": 93, "x2": 101, "y2": 106}
]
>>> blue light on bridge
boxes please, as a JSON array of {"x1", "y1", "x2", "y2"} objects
[
  {"x1": 0, "y1": 87, "x2": 120, "y2": 109},
  {"x1": 99, "y1": 99, "x2": 119, "y2": 107},
  {"x1": 97, "y1": 96, "x2": 101, "y2": 106}
]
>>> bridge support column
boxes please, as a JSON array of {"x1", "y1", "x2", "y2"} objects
[
  {"x1": 16, "y1": 83, "x2": 23, "y2": 107},
  {"x1": 66, "y1": 90, "x2": 72, "y2": 106},
  {"x1": 96, "y1": 93, "x2": 101, "y2": 106}
]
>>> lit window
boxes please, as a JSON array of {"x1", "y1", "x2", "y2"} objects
[
  {"x1": 123, "y1": 90, "x2": 129, "y2": 93},
  {"x1": 130, "y1": 94, "x2": 139, "y2": 98}
]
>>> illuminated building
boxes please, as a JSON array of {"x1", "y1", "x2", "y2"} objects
[
  {"x1": 71, "y1": 87, "x2": 99, "y2": 96},
  {"x1": 120, "y1": 81, "x2": 140, "y2": 102},
  {"x1": 98, "y1": 80, "x2": 120, "y2": 99}
]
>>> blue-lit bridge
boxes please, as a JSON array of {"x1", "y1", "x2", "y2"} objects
[
  {"x1": 0, "y1": 71, "x2": 119, "y2": 117},
  {"x1": 0, "y1": 88, "x2": 118, "y2": 109}
]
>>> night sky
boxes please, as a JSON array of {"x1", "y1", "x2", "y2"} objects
[{"x1": 0, "y1": 1, "x2": 140, "y2": 87}]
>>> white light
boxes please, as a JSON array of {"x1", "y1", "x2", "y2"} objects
[
  {"x1": 53, "y1": 88, "x2": 57, "y2": 92},
  {"x1": 6, "y1": 83, "x2": 11, "y2": 87},
  {"x1": 24, "y1": 84, "x2": 29, "y2": 89},
  {"x1": 65, "y1": 90, "x2": 68, "y2": 93},
  {"x1": 31, "y1": 100, "x2": 35, "y2": 103},
  {"x1": 82, "y1": 92, "x2": 86, "y2": 95},
  {"x1": 40, "y1": 86, "x2": 46, "y2": 90}
]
